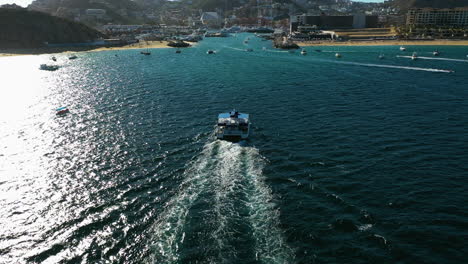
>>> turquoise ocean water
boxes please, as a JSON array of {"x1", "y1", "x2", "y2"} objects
[{"x1": 1, "y1": 34, "x2": 467, "y2": 263}]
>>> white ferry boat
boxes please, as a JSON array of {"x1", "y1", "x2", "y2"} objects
[{"x1": 216, "y1": 110, "x2": 250, "y2": 141}]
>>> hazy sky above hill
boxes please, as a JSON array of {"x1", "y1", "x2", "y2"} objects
[{"x1": 1, "y1": 0, "x2": 384, "y2": 8}]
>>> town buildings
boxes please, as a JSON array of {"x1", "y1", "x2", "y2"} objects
[{"x1": 406, "y1": 8, "x2": 468, "y2": 26}]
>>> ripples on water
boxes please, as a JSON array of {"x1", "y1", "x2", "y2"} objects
[{"x1": 1, "y1": 34, "x2": 467, "y2": 263}]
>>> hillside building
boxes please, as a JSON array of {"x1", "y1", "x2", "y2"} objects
[{"x1": 406, "y1": 8, "x2": 468, "y2": 26}]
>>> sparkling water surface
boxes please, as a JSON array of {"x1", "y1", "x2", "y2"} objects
[{"x1": 1, "y1": 34, "x2": 467, "y2": 263}]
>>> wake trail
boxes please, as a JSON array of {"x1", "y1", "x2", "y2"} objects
[
  {"x1": 397, "y1": 55, "x2": 468, "y2": 63},
  {"x1": 148, "y1": 141, "x2": 220, "y2": 263},
  {"x1": 148, "y1": 141, "x2": 294, "y2": 263}
]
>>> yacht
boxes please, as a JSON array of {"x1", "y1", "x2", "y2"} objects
[
  {"x1": 335, "y1": 53, "x2": 342, "y2": 58},
  {"x1": 400, "y1": 46, "x2": 406, "y2": 51},
  {"x1": 40, "y1": 64, "x2": 59, "y2": 71},
  {"x1": 216, "y1": 110, "x2": 250, "y2": 141},
  {"x1": 56, "y1": 107, "x2": 70, "y2": 115},
  {"x1": 301, "y1": 49, "x2": 307, "y2": 55},
  {"x1": 411, "y1": 52, "x2": 418, "y2": 60}
]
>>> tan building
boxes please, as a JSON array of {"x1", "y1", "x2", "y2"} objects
[{"x1": 406, "y1": 8, "x2": 468, "y2": 26}]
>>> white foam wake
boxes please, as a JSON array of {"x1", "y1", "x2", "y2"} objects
[
  {"x1": 148, "y1": 141, "x2": 219, "y2": 263},
  {"x1": 148, "y1": 141, "x2": 294, "y2": 263},
  {"x1": 397, "y1": 55, "x2": 468, "y2": 63}
]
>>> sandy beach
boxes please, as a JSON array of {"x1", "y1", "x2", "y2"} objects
[
  {"x1": 0, "y1": 41, "x2": 187, "y2": 57},
  {"x1": 296, "y1": 39, "x2": 468, "y2": 47}
]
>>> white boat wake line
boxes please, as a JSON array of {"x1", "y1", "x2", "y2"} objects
[
  {"x1": 397, "y1": 55, "x2": 468, "y2": 63},
  {"x1": 148, "y1": 141, "x2": 294, "y2": 263},
  {"x1": 148, "y1": 141, "x2": 219, "y2": 263}
]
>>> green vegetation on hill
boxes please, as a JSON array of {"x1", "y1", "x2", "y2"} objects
[{"x1": 0, "y1": 8, "x2": 105, "y2": 48}]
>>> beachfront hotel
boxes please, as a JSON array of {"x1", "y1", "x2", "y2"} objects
[{"x1": 406, "y1": 8, "x2": 468, "y2": 26}]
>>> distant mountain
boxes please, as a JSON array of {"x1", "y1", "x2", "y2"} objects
[
  {"x1": 0, "y1": 8, "x2": 104, "y2": 48},
  {"x1": 390, "y1": 0, "x2": 468, "y2": 10}
]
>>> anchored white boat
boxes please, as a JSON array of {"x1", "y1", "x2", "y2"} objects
[
  {"x1": 216, "y1": 110, "x2": 250, "y2": 141},
  {"x1": 400, "y1": 46, "x2": 406, "y2": 51},
  {"x1": 335, "y1": 53, "x2": 342, "y2": 58},
  {"x1": 301, "y1": 49, "x2": 307, "y2": 55}
]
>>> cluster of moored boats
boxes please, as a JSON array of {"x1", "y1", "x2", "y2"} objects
[{"x1": 39, "y1": 55, "x2": 79, "y2": 71}]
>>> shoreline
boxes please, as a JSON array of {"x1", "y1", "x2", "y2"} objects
[
  {"x1": 0, "y1": 41, "x2": 190, "y2": 57},
  {"x1": 295, "y1": 39, "x2": 468, "y2": 47}
]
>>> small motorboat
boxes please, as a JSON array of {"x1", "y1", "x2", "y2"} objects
[
  {"x1": 244, "y1": 40, "x2": 249, "y2": 44},
  {"x1": 140, "y1": 51, "x2": 151, "y2": 55},
  {"x1": 56, "y1": 107, "x2": 70, "y2": 115},
  {"x1": 40, "y1": 64, "x2": 59, "y2": 71},
  {"x1": 245, "y1": 48, "x2": 253, "y2": 52},
  {"x1": 51, "y1": 56, "x2": 57, "y2": 62},
  {"x1": 68, "y1": 55, "x2": 77, "y2": 60},
  {"x1": 207, "y1": 50, "x2": 215, "y2": 54},
  {"x1": 411, "y1": 52, "x2": 418, "y2": 60},
  {"x1": 315, "y1": 49, "x2": 322, "y2": 52},
  {"x1": 216, "y1": 110, "x2": 250, "y2": 141},
  {"x1": 400, "y1": 46, "x2": 406, "y2": 51},
  {"x1": 433, "y1": 50, "x2": 440, "y2": 56},
  {"x1": 378, "y1": 54, "x2": 385, "y2": 59},
  {"x1": 335, "y1": 53, "x2": 342, "y2": 58},
  {"x1": 176, "y1": 49, "x2": 181, "y2": 54},
  {"x1": 301, "y1": 49, "x2": 307, "y2": 55}
]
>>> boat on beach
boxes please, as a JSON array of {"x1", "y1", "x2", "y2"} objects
[{"x1": 216, "y1": 110, "x2": 250, "y2": 141}]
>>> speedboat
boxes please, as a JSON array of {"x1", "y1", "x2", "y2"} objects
[
  {"x1": 244, "y1": 40, "x2": 249, "y2": 44},
  {"x1": 207, "y1": 50, "x2": 215, "y2": 54},
  {"x1": 68, "y1": 55, "x2": 77, "y2": 60},
  {"x1": 245, "y1": 48, "x2": 253, "y2": 52},
  {"x1": 315, "y1": 49, "x2": 322, "y2": 52},
  {"x1": 400, "y1": 46, "x2": 406, "y2": 51},
  {"x1": 301, "y1": 49, "x2": 307, "y2": 55},
  {"x1": 411, "y1": 52, "x2": 418, "y2": 60},
  {"x1": 176, "y1": 49, "x2": 181, "y2": 54},
  {"x1": 51, "y1": 56, "x2": 57, "y2": 62},
  {"x1": 140, "y1": 51, "x2": 151, "y2": 55},
  {"x1": 335, "y1": 53, "x2": 342, "y2": 58},
  {"x1": 40, "y1": 64, "x2": 59, "y2": 71},
  {"x1": 56, "y1": 106, "x2": 70, "y2": 115},
  {"x1": 433, "y1": 50, "x2": 440, "y2": 56},
  {"x1": 378, "y1": 54, "x2": 385, "y2": 59},
  {"x1": 216, "y1": 110, "x2": 250, "y2": 141}
]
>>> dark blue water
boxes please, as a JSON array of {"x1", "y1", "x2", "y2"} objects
[{"x1": 1, "y1": 34, "x2": 467, "y2": 263}]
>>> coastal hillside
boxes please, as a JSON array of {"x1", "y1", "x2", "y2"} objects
[{"x1": 0, "y1": 8, "x2": 105, "y2": 48}]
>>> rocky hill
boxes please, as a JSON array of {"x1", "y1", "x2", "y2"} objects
[{"x1": 0, "y1": 8, "x2": 105, "y2": 48}]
